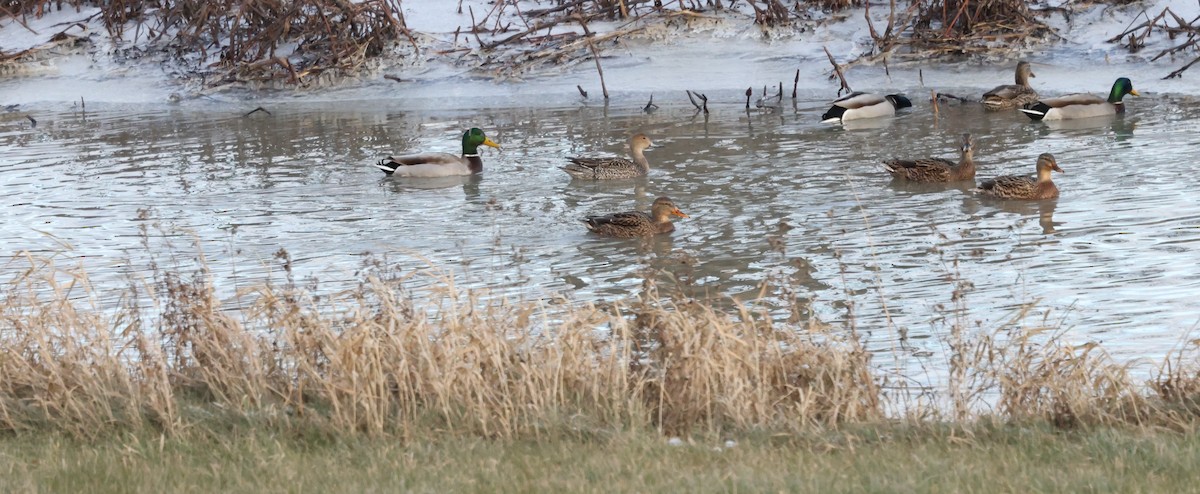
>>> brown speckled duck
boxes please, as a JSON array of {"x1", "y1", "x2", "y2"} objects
[
  {"x1": 563, "y1": 134, "x2": 653, "y2": 180},
  {"x1": 982, "y1": 62, "x2": 1038, "y2": 111},
  {"x1": 583, "y1": 197, "x2": 688, "y2": 237},
  {"x1": 883, "y1": 133, "x2": 976, "y2": 182},
  {"x1": 975, "y1": 153, "x2": 1063, "y2": 200}
]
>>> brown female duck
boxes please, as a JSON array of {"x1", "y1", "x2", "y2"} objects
[
  {"x1": 583, "y1": 197, "x2": 688, "y2": 237},
  {"x1": 975, "y1": 153, "x2": 1063, "y2": 200},
  {"x1": 563, "y1": 134, "x2": 654, "y2": 180},
  {"x1": 982, "y1": 61, "x2": 1038, "y2": 111},
  {"x1": 883, "y1": 133, "x2": 976, "y2": 182}
]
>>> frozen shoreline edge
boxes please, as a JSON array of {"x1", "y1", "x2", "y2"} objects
[{"x1": 2, "y1": 0, "x2": 1199, "y2": 106}]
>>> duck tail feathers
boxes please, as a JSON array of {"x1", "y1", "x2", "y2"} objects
[
  {"x1": 1019, "y1": 102, "x2": 1050, "y2": 120},
  {"x1": 375, "y1": 159, "x2": 398, "y2": 174}
]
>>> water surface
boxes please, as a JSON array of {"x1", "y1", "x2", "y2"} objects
[{"x1": 2, "y1": 94, "x2": 1198, "y2": 381}]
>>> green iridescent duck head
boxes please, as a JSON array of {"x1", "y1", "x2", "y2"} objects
[{"x1": 461, "y1": 128, "x2": 501, "y2": 154}]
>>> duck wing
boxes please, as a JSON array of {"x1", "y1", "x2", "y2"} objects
[
  {"x1": 563, "y1": 156, "x2": 641, "y2": 179},
  {"x1": 983, "y1": 84, "x2": 1038, "y2": 107},
  {"x1": 883, "y1": 158, "x2": 955, "y2": 182},
  {"x1": 830, "y1": 92, "x2": 884, "y2": 109},
  {"x1": 584, "y1": 210, "x2": 651, "y2": 229},
  {"x1": 983, "y1": 84, "x2": 1024, "y2": 100},
  {"x1": 1037, "y1": 93, "x2": 1107, "y2": 108},
  {"x1": 978, "y1": 175, "x2": 1036, "y2": 198}
]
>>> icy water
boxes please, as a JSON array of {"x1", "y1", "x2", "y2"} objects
[{"x1": 2, "y1": 94, "x2": 1200, "y2": 375}]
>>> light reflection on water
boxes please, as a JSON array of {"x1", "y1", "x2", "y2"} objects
[{"x1": 2, "y1": 96, "x2": 1199, "y2": 382}]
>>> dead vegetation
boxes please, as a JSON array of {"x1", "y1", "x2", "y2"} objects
[
  {"x1": 1, "y1": 235, "x2": 1200, "y2": 440},
  {"x1": 1109, "y1": 6, "x2": 1200, "y2": 79},
  {"x1": 0, "y1": 248, "x2": 881, "y2": 439},
  {"x1": 4, "y1": 0, "x2": 1196, "y2": 87},
  {"x1": 1, "y1": 0, "x2": 1060, "y2": 86},
  {"x1": 852, "y1": 0, "x2": 1054, "y2": 67},
  {"x1": 2, "y1": 0, "x2": 414, "y2": 86}
]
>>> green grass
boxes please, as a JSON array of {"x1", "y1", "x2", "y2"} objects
[{"x1": 1, "y1": 424, "x2": 1196, "y2": 493}]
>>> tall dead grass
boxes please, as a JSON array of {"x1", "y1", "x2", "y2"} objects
[
  {"x1": 0, "y1": 250, "x2": 881, "y2": 439},
  {"x1": 0, "y1": 247, "x2": 1197, "y2": 440}
]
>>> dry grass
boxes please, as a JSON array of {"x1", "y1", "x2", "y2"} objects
[
  {"x1": 1, "y1": 243, "x2": 1199, "y2": 442},
  {"x1": 0, "y1": 248, "x2": 884, "y2": 439}
]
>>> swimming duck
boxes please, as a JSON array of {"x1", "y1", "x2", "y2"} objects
[
  {"x1": 982, "y1": 61, "x2": 1038, "y2": 111},
  {"x1": 583, "y1": 196, "x2": 688, "y2": 238},
  {"x1": 375, "y1": 128, "x2": 500, "y2": 176},
  {"x1": 563, "y1": 134, "x2": 654, "y2": 180},
  {"x1": 821, "y1": 92, "x2": 912, "y2": 123},
  {"x1": 1019, "y1": 78, "x2": 1139, "y2": 121},
  {"x1": 883, "y1": 133, "x2": 976, "y2": 182},
  {"x1": 975, "y1": 153, "x2": 1063, "y2": 200}
]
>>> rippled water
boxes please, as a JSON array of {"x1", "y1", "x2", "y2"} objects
[{"x1": 3, "y1": 94, "x2": 1199, "y2": 378}]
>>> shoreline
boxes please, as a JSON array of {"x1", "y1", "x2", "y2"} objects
[{"x1": 2, "y1": 0, "x2": 1199, "y2": 105}]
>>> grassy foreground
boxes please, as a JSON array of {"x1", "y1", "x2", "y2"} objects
[{"x1": 2, "y1": 424, "x2": 1197, "y2": 492}]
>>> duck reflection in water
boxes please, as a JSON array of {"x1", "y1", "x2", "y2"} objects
[
  {"x1": 381, "y1": 174, "x2": 483, "y2": 198},
  {"x1": 962, "y1": 195, "x2": 1060, "y2": 234}
]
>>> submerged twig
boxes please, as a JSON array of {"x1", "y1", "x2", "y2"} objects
[
  {"x1": 644, "y1": 94, "x2": 658, "y2": 113},
  {"x1": 244, "y1": 107, "x2": 272, "y2": 117},
  {"x1": 577, "y1": 85, "x2": 589, "y2": 98},
  {"x1": 686, "y1": 90, "x2": 708, "y2": 114}
]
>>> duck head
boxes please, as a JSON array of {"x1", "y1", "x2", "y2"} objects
[
  {"x1": 1107, "y1": 78, "x2": 1140, "y2": 104},
  {"x1": 1036, "y1": 153, "x2": 1063, "y2": 175},
  {"x1": 629, "y1": 133, "x2": 654, "y2": 153},
  {"x1": 651, "y1": 196, "x2": 688, "y2": 221},
  {"x1": 462, "y1": 128, "x2": 501, "y2": 154},
  {"x1": 1016, "y1": 61, "x2": 1035, "y2": 84}
]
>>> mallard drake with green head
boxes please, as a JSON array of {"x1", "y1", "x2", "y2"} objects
[
  {"x1": 1020, "y1": 78, "x2": 1139, "y2": 121},
  {"x1": 583, "y1": 196, "x2": 688, "y2": 238},
  {"x1": 375, "y1": 128, "x2": 501, "y2": 176},
  {"x1": 883, "y1": 133, "x2": 976, "y2": 182},
  {"x1": 821, "y1": 92, "x2": 912, "y2": 123},
  {"x1": 975, "y1": 153, "x2": 1063, "y2": 200},
  {"x1": 982, "y1": 61, "x2": 1037, "y2": 111},
  {"x1": 563, "y1": 134, "x2": 654, "y2": 180}
]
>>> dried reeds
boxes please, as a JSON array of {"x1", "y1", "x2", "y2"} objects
[
  {"x1": 0, "y1": 249, "x2": 881, "y2": 439},
  {"x1": 3, "y1": 244, "x2": 1200, "y2": 441}
]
